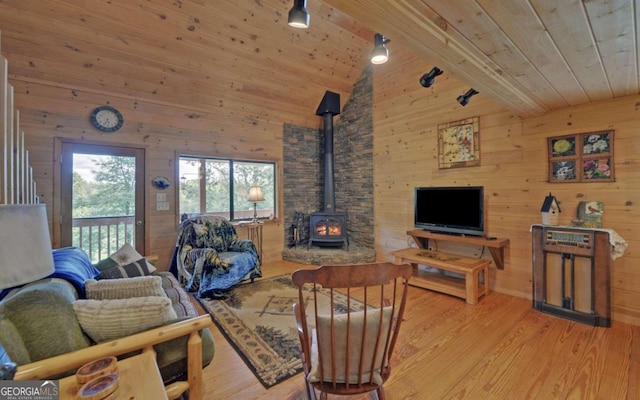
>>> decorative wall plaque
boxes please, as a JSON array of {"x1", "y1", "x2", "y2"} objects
[{"x1": 437, "y1": 117, "x2": 480, "y2": 169}]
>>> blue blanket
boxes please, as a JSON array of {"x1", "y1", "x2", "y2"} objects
[{"x1": 0, "y1": 247, "x2": 99, "y2": 301}]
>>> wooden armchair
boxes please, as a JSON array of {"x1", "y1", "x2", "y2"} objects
[
  {"x1": 14, "y1": 315, "x2": 213, "y2": 400},
  {"x1": 291, "y1": 262, "x2": 412, "y2": 400}
]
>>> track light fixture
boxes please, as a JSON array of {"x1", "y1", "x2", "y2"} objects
[
  {"x1": 371, "y1": 33, "x2": 390, "y2": 64},
  {"x1": 457, "y1": 88, "x2": 479, "y2": 106},
  {"x1": 288, "y1": 0, "x2": 309, "y2": 28},
  {"x1": 419, "y1": 67, "x2": 443, "y2": 88}
]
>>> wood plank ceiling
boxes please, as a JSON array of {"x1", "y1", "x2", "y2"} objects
[
  {"x1": 327, "y1": 0, "x2": 640, "y2": 116},
  {"x1": 0, "y1": 0, "x2": 637, "y2": 122},
  {"x1": 0, "y1": 0, "x2": 375, "y2": 128}
]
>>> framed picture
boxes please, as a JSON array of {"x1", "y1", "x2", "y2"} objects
[
  {"x1": 550, "y1": 160, "x2": 577, "y2": 182},
  {"x1": 438, "y1": 117, "x2": 480, "y2": 169},
  {"x1": 550, "y1": 136, "x2": 576, "y2": 158},
  {"x1": 548, "y1": 130, "x2": 614, "y2": 182}
]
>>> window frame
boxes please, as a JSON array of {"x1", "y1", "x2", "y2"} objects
[{"x1": 178, "y1": 154, "x2": 277, "y2": 222}]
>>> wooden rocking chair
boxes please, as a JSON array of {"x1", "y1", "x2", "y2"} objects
[{"x1": 291, "y1": 262, "x2": 412, "y2": 400}]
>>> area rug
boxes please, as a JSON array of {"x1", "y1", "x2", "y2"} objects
[{"x1": 197, "y1": 275, "x2": 365, "y2": 388}]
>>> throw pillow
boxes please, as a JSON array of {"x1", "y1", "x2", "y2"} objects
[
  {"x1": 94, "y1": 257, "x2": 118, "y2": 272},
  {"x1": 309, "y1": 307, "x2": 393, "y2": 385},
  {"x1": 109, "y1": 243, "x2": 145, "y2": 266},
  {"x1": 94, "y1": 244, "x2": 157, "y2": 275},
  {"x1": 85, "y1": 276, "x2": 166, "y2": 300},
  {"x1": 73, "y1": 296, "x2": 177, "y2": 343},
  {"x1": 98, "y1": 258, "x2": 152, "y2": 279}
]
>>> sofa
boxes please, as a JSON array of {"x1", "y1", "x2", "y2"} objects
[{"x1": 0, "y1": 246, "x2": 215, "y2": 385}]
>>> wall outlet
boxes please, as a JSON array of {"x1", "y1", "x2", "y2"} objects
[
  {"x1": 156, "y1": 193, "x2": 167, "y2": 202},
  {"x1": 156, "y1": 201, "x2": 170, "y2": 211}
]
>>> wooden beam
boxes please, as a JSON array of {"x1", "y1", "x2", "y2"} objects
[{"x1": 325, "y1": 0, "x2": 549, "y2": 116}]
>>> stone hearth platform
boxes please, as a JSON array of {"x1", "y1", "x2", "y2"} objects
[{"x1": 282, "y1": 246, "x2": 376, "y2": 265}]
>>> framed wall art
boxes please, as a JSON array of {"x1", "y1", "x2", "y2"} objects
[
  {"x1": 437, "y1": 116, "x2": 480, "y2": 169},
  {"x1": 548, "y1": 130, "x2": 614, "y2": 183}
]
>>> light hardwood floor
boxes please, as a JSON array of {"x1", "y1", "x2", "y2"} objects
[{"x1": 197, "y1": 260, "x2": 640, "y2": 400}]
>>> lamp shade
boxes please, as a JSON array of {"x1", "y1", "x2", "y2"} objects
[
  {"x1": 248, "y1": 186, "x2": 265, "y2": 202},
  {"x1": 0, "y1": 204, "x2": 55, "y2": 290}
]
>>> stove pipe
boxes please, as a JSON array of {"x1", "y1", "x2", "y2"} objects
[{"x1": 315, "y1": 91, "x2": 341, "y2": 211}]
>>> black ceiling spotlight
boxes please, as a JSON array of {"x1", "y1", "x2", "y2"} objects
[
  {"x1": 419, "y1": 67, "x2": 443, "y2": 88},
  {"x1": 457, "y1": 88, "x2": 479, "y2": 106},
  {"x1": 288, "y1": 0, "x2": 310, "y2": 28},
  {"x1": 371, "y1": 33, "x2": 390, "y2": 64}
]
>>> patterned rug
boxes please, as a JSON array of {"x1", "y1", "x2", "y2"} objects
[{"x1": 197, "y1": 275, "x2": 364, "y2": 388}]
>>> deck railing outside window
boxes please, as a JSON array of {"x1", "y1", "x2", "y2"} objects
[{"x1": 72, "y1": 216, "x2": 135, "y2": 263}]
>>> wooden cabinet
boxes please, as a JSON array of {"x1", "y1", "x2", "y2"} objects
[{"x1": 532, "y1": 225, "x2": 614, "y2": 327}]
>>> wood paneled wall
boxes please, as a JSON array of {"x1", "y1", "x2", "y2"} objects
[
  {"x1": 373, "y1": 45, "x2": 640, "y2": 325},
  {"x1": 14, "y1": 80, "x2": 286, "y2": 266}
]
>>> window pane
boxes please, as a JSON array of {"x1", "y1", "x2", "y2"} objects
[
  {"x1": 205, "y1": 159, "x2": 230, "y2": 218},
  {"x1": 179, "y1": 158, "x2": 201, "y2": 215},
  {"x1": 179, "y1": 155, "x2": 275, "y2": 221},
  {"x1": 233, "y1": 161, "x2": 275, "y2": 220},
  {"x1": 73, "y1": 154, "x2": 136, "y2": 218},
  {"x1": 72, "y1": 153, "x2": 137, "y2": 262}
]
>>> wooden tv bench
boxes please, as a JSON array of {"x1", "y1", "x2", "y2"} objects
[
  {"x1": 391, "y1": 247, "x2": 491, "y2": 305},
  {"x1": 406, "y1": 229, "x2": 509, "y2": 270}
]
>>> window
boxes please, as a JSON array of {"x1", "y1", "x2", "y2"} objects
[{"x1": 179, "y1": 156, "x2": 276, "y2": 221}]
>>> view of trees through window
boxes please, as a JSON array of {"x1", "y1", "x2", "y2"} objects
[
  {"x1": 73, "y1": 155, "x2": 136, "y2": 218},
  {"x1": 72, "y1": 154, "x2": 136, "y2": 261},
  {"x1": 179, "y1": 156, "x2": 275, "y2": 221}
]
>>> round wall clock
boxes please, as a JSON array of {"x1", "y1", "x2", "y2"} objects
[{"x1": 90, "y1": 106, "x2": 124, "y2": 132}]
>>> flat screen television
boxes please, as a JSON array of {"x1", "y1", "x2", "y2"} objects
[{"x1": 414, "y1": 186, "x2": 485, "y2": 236}]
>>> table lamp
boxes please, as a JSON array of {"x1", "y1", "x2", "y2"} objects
[
  {"x1": 0, "y1": 204, "x2": 55, "y2": 290},
  {"x1": 247, "y1": 186, "x2": 264, "y2": 223}
]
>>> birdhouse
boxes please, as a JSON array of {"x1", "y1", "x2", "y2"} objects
[{"x1": 540, "y1": 193, "x2": 561, "y2": 225}]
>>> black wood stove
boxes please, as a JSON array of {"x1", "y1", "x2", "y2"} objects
[
  {"x1": 308, "y1": 91, "x2": 348, "y2": 248},
  {"x1": 309, "y1": 211, "x2": 348, "y2": 248}
]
